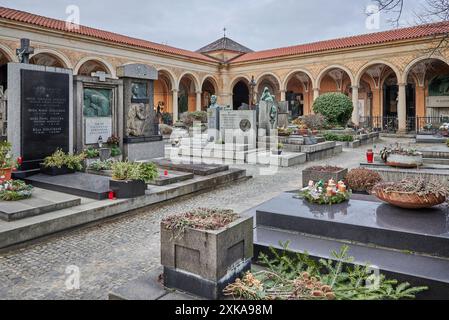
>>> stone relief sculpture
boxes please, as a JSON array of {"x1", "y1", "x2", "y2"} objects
[
  {"x1": 83, "y1": 88, "x2": 111, "y2": 117},
  {"x1": 127, "y1": 103, "x2": 148, "y2": 136}
]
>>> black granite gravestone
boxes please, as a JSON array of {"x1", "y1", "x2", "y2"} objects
[{"x1": 21, "y1": 69, "x2": 70, "y2": 169}]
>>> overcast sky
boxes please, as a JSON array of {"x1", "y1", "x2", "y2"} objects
[{"x1": 1, "y1": 0, "x2": 427, "y2": 51}]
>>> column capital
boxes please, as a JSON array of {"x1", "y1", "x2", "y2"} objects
[
  {"x1": 313, "y1": 87, "x2": 320, "y2": 91},
  {"x1": 397, "y1": 83, "x2": 407, "y2": 87},
  {"x1": 196, "y1": 91, "x2": 202, "y2": 95},
  {"x1": 351, "y1": 85, "x2": 359, "y2": 89},
  {"x1": 171, "y1": 88, "x2": 179, "y2": 93}
]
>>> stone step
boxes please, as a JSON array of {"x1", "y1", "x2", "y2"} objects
[
  {"x1": 0, "y1": 188, "x2": 81, "y2": 221},
  {"x1": 152, "y1": 158, "x2": 229, "y2": 176},
  {"x1": 256, "y1": 192, "x2": 449, "y2": 258},
  {"x1": 254, "y1": 226, "x2": 449, "y2": 300},
  {"x1": 12, "y1": 168, "x2": 41, "y2": 179}
]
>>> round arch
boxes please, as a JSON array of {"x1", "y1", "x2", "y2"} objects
[
  {"x1": 402, "y1": 55, "x2": 449, "y2": 84},
  {"x1": 157, "y1": 68, "x2": 177, "y2": 91},
  {"x1": 74, "y1": 56, "x2": 115, "y2": 77},
  {"x1": 282, "y1": 69, "x2": 314, "y2": 91},
  {"x1": 315, "y1": 64, "x2": 355, "y2": 88},
  {"x1": 0, "y1": 44, "x2": 17, "y2": 63},
  {"x1": 229, "y1": 75, "x2": 251, "y2": 92},
  {"x1": 177, "y1": 72, "x2": 200, "y2": 92},
  {"x1": 201, "y1": 75, "x2": 219, "y2": 93},
  {"x1": 355, "y1": 60, "x2": 401, "y2": 87},
  {"x1": 29, "y1": 48, "x2": 72, "y2": 69},
  {"x1": 255, "y1": 72, "x2": 282, "y2": 90}
]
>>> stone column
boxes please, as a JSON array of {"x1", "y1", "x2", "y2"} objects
[
  {"x1": 313, "y1": 88, "x2": 320, "y2": 101},
  {"x1": 196, "y1": 91, "x2": 202, "y2": 111},
  {"x1": 280, "y1": 90, "x2": 286, "y2": 102},
  {"x1": 398, "y1": 83, "x2": 407, "y2": 133},
  {"x1": 172, "y1": 89, "x2": 179, "y2": 122},
  {"x1": 351, "y1": 86, "x2": 360, "y2": 125}
]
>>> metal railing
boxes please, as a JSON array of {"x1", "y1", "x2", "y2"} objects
[
  {"x1": 360, "y1": 116, "x2": 449, "y2": 134},
  {"x1": 359, "y1": 116, "x2": 398, "y2": 133}
]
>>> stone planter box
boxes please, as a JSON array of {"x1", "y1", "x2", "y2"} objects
[
  {"x1": 161, "y1": 216, "x2": 253, "y2": 300},
  {"x1": 40, "y1": 164, "x2": 75, "y2": 176},
  {"x1": 302, "y1": 167, "x2": 348, "y2": 187},
  {"x1": 109, "y1": 179, "x2": 146, "y2": 199},
  {"x1": 386, "y1": 153, "x2": 423, "y2": 168}
]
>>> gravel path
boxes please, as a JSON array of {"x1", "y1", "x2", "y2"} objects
[{"x1": 0, "y1": 137, "x2": 411, "y2": 300}]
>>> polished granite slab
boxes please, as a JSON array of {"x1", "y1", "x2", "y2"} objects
[{"x1": 256, "y1": 192, "x2": 449, "y2": 257}]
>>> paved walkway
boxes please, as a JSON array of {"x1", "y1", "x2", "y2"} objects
[{"x1": 0, "y1": 138, "x2": 413, "y2": 300}]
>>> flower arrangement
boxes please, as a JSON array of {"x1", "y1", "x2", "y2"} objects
[
  {"x1": 0, "y1": 180, "x2": 33, "y2": 201},
  {"x1": 299, "y1": 179, "x2": 351, "y2": 205}
]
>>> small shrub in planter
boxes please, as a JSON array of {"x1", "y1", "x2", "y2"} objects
[
  {"x1": 313, "y1": 93, "x2": 354, "y2": 127},
  {"x1": 324, "y1": 133, "x2": 354, "y2": 142},
  {"x1": 162, "y1": 112, "x2": 173, "y2": 126},
  {"x1": 41, "y1": 149, "x2": 85, "y2": 176},
  {"x1": 303, "y1": 114, "x2": 326, "y2": 131},
  {"x1": 0, "y1": 180, "x2": 33, "y2": 201},
  {"x1": 109, "y1": 161, "x2": 158, "y2": 198},
  {"x1": 161, "y1": 208, "x2": 253, "y2": 299},
  {"x1": 84, "y1": 147, "x2": 100, "y2": 159},
  {"x1": 302, "y1": 166, "x2": 348, "y2": 187},
  {"x1": 346, "y1": 168, "x2": 382, "y2": 194},
  {"x1": 88, "y1": 159, "x2": 114, "y2": 172}
]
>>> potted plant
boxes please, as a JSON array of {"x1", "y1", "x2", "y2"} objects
[
  {"x1": 372, "y1": 178, "x2": 449, "y2": 209},
  {"x1": 41, "y1": 149, "x2": 85, "y2": 176},
  {"x1": 272, "y1": 143, "x2": 284, "y2": 155},
  {"x1": 302, "y1": 166, "x2": 348, "y2": 188},
  {"x1": 161, "y1": 208, "x2": 253, "y2": 299},
  {"x1": 0, "y1": 180, "x2": 33, "y2": 201},
  {"x1": 345, "y1": 168, "x2": 382, "y2": 194},
  {"x1": 109, "y1": 161, "x2": 158, "y2": 198},
  {"x1": 380, "y1": 144, "x2": 423, "y2": 168},
  {"x1": 107, "y1": 135, "x2": 122, "y2": 159},
  {"x1": 278, "y1": 127, "x2": 293, "y2": 137},
  {"x1": 0, "y1": 141, "x2": 17, "y2": 182}
]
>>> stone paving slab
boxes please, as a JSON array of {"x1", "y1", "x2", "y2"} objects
[
  {"x1": 0, "y1": 188, "x2": 81, "y2": 222},
  {"x1": 25, "y1": 173, "x2": 111, "y2": 200},
  {"x1": 88, "y1": 168, "x2": 194, "y2": 187}
]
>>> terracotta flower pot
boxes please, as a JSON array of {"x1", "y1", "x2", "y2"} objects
[
  {"x1": 373, "y1": 185, "x2": 446, "y2": 209},
  {"x1": 0, "y1": 168, "x2": 12, "y2": 182}
]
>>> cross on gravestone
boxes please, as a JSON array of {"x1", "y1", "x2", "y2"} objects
[
  {"x1": 91, "y1": 71, "x2": 113, "y2": 82},
  {"x1": 16, "y1": 38, "x2": 34, "y2": 64}
]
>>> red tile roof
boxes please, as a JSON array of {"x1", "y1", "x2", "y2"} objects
[
  {"x1": 232, "y1": 21, "x2": 449, "y2": 63},
  {"x1": 0, "y1": 6, "x2": 216, "y2": 63},
  {"x1": 1, "y1": 6, "x2": 449, "y2": 65}
]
